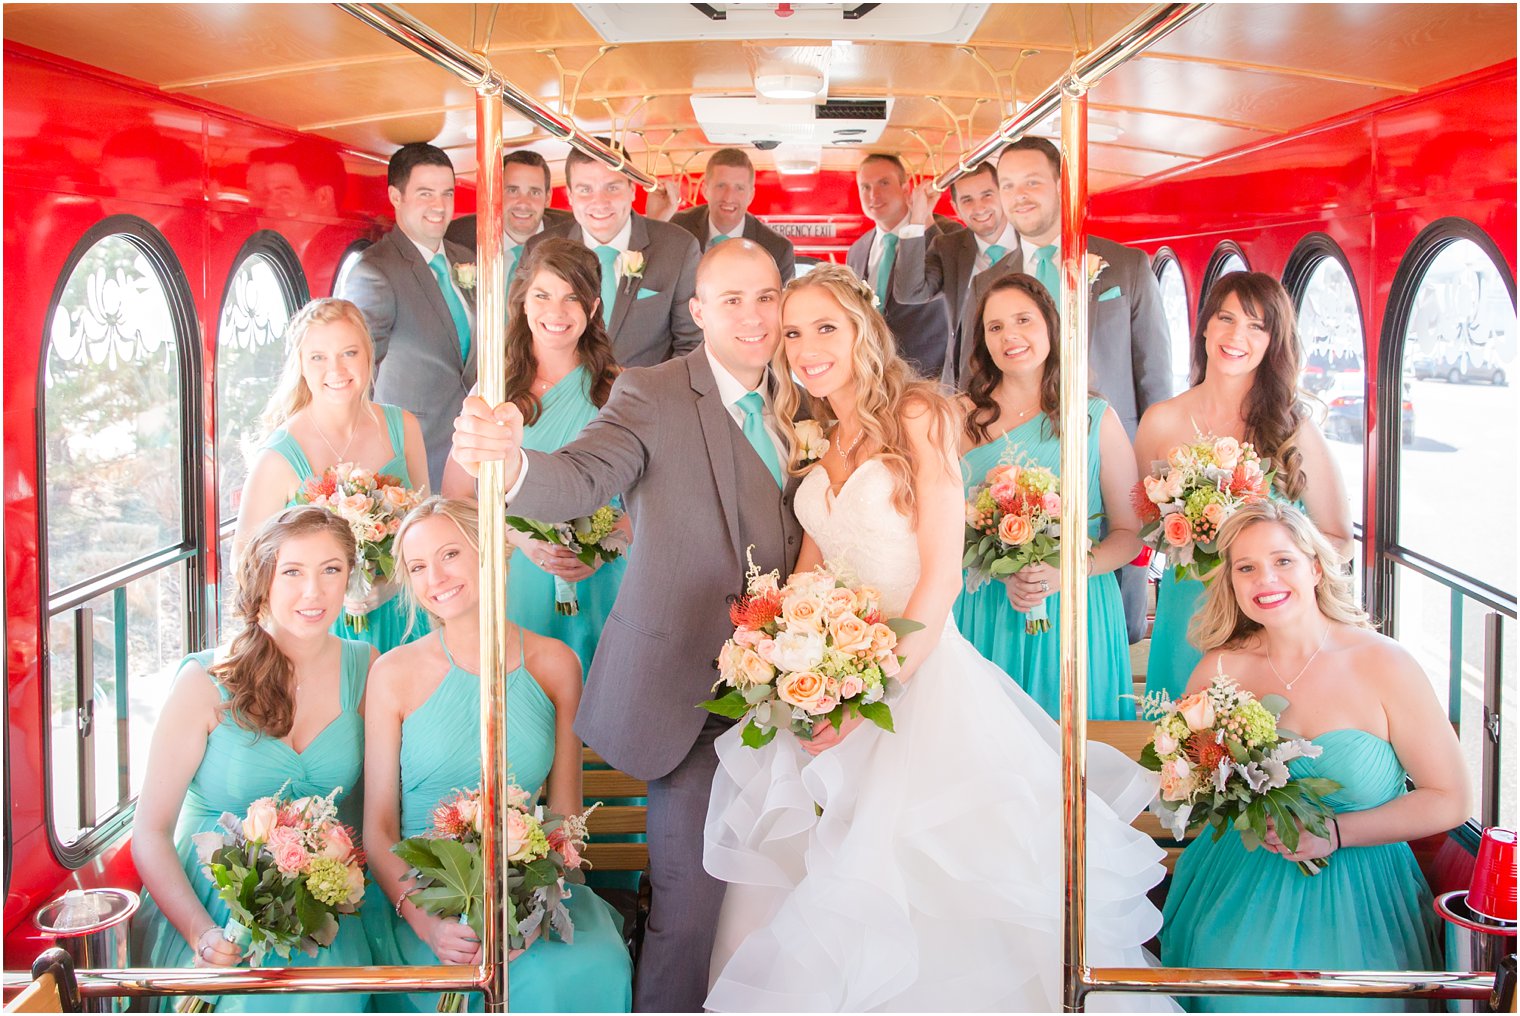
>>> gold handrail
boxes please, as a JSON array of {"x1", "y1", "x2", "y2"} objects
[{"x1": 0, "y1": 966, "x2": 479, "y2": 1000}]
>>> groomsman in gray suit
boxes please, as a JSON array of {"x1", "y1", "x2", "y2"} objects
[
  {"x1": 525, "y1": 147, "x2": 702, "y2": 366},
  {"x1": 846, "y1": 153, "x2": 953, "y2": 378},
  {"x1": 443, "y1": 149, "x2": 572, "y2": 277},
  {"x1": 452, "y1": 240, "x2": 802, "y2": 1012},
  {"x1": 997, "y1": 136, "x2": 1173, "y2": 643},
  {"x1": 339, "y1": 142, "x2": 475, "y2": 490},
  {"x1": 890, "y1": 160, "x2": 1021, "y2": 386},
  {"x1": 667, "y1": 147, "x2": 797, "y2": 281}
]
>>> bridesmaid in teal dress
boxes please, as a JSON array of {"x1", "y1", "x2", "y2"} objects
[
  {"x1": 442, "y1": 239, "x2": 629, "y2": 675},
  {"x1": 363, "y1": 497, "x2": 632, "y2": 1013},
  {"x1": 236, "y1": 297, "x2": 431, "y2": 654},
  {"x1": 131, "y1": 506, "x2": 375, "y2": 1011},
  {"x1": 1135, "y1": 273, "x2": 1352, "y2": 701},
  {"x1": 1160, "y1": 501, "x2": 1469, "y2": 1012},
  {"x1": 953, "y1": 273, "x2": 1143, "y2": 719}
]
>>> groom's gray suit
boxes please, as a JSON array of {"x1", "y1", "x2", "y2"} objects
[{"x1": 505, "y1": 347, "x2": 804, "y2": 1012}]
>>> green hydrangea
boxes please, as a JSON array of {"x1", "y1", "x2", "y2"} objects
[
  {"x1": 585, "y1": 505, "x2": 619, "y2": 544},
  {"x1": 1020, "y1": 470, "x2": 1056, "y2": 495},
  {"x1": 1163, "y1": 713, "x2": 1190, "y2": 744},
  {"x1": 1183, "y1": 485, "x2": 1225, "y2": 520},
  {"x1": 1235, "y1": 699, "x2": 1278, "y2": 747},
  {"x1": 304, "y1": 856, "x2": 352, "y2": 908},
  {"x1": 974, "y1": 489, "x2": 995, "y2": 515}
]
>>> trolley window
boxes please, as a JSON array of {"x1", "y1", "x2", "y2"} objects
[{"x1": 1153, "y1": 249, "x2": 1191, "y2": 394}]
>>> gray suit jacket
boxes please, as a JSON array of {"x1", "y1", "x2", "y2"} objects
[
  {"x1": 669, "y1": 205, "x2": 797, "y2": 281},
  {"x1": 891, "y1": 228, "x2": 1023, "y2": 386},
  {"x1": 525, "y1": 212, "x2": 702, "y2": 367},
  {"x1": 338, "y1": 227, "x2": 477, "y2": 490},
  {"x1": 847, "y1": 226, "x2": 952, "y2": 379},
  {"x1": 507, "y1": 349, "x2": 805, "y2": 780},
  {"x1": 443, "y1": 207, "x2": 573, "y2": 251},
  {"x1": 944, "y1": 236, "x2": 1172, "y2": 434}
]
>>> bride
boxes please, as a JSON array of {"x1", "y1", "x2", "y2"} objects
[{"x1": 703, "y1": 263, "x2": 1174, "y2": 1013}]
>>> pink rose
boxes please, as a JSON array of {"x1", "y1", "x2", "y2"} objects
[
  {"x1": 1142, "y1": 474, "x2": 1168, "y2": 504},
  {"x1": 828, "y1": 612, "x2": 874, "y2": 655},
  {"x1": 1202, "y1": 501, "x2": 1226, "y2": 526},
  {"x1": 716, "y1": 641, "x2": 741, "y2": 683},
  {"x1": 267, "y1": 826, "x2": 310, "y2": 875},
  {"x1": 777, "y1": 670, "x2": 828, "y2": 712},
  {"x1": 733, "y1": 626, "x2": 764, "y2": 648},
  {"x1": 1159, "y1": 757, "x2": 1194, "y2": 802},
  {"x1": 320, "y1": 824, "x2": 355, "y2": 863},
  {"x1": 1162, "y1": 512, "x2": 1192, "y2": 548},
  {"x1": 840, "y1": 675, "x2": 865, "y2": 699},
  {"x1": 242, "y1": 799, "x2": 279, "y2": 842},
  {"x1": 1212, "y1": 437, "x2": 1241, "y2": 471},
  {"x1": 879, "y1": 653, "x2": 902, "y2": 677},
  {"x1": 1177, "y1": 692, "x2": 1216, "y2": 731},
  {"x1": 1041, "y1": 492, "x2": 1061, "y2": 515},
  {"x1": 755, "y1": 638, "x2": 777, "y2": 665},
  {"x1": 1153, "y1": 728, "x2": 1179, "y2": 757},
  {"x1": 809, "y1": 694, "x2": 839, "y2": 716},
  {"x1": 989, "y1": 480, "x2": 1019, "y2": 507},
  {"x1": 548, "y1": 826, "x2": 583, "y2": 869},
  {"x1": 505, "y1": 809, "x2": 535, "y2": 862},
  {"x1": 998, "y1": 513, "x2": 1033, "y2": 546}
]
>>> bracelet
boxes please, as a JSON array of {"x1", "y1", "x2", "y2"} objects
[{"x1": 1329, "y1": 817, "x2": 1341, "y2": 852}]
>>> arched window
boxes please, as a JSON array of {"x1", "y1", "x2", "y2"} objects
[
  {"x1": 1284, "y1": 236, "x2": 1368, "y2": 539},
  {"x1": 41, "y1": 220, "x2": 201, "y2": 856},
  {"x1": 214, "y1": 234, "x2": 306, "y2": 633},
  {"x1": 1152, "y1": 249, "x2": 1191, "y2": 393},
  {"x1": 1199, "y1": 242, "x2": 1248, "y2": 315},
  {"x1": 1381, "y1": 219, "x2": 1516, "y2": 827}
]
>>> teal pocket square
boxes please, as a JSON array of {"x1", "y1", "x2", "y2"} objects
[
  {"x1": 1097, "y1": 286, "x2": 1122, "y2": 303},
  {"x1": 636, "y1": 286, "x2": 660, "y2": 300}
]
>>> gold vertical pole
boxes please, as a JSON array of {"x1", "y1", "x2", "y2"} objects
[
  {"x1": 1058, "y1": 77, "x2": 1091, "y2": 1014},
  {"x1": 473, "y1": 84, "x2": 510, "y2": 1013}
]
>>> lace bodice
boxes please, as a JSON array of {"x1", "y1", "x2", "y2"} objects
[{"x1": 794, "y1": 458, "x2": 921, "y2": 615}]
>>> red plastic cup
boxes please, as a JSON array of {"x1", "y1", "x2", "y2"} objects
[
  {"x1": 1468, "y1": 826, "x2": 1518, "y2": 924},
  {"x1": 1130, "y1": 546, "x2": 1154, "y2": 568}
]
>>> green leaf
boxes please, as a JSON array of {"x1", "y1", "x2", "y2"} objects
[
  {"x1": 698, "y1": 690, "x2": 750, "y2": 718},
  {"x1": 392, "y1": 837, "x2": 444, "y2": 871},
  {"x1": 885, "y1": 617, "x2": 925, "y2": 639},
  {"x1": 1137, "y1": 741, "x2": 1162, "y2": 771},
  {"x1": 1294, "y1": 776, "x2": 1342, "y2": 798},
  {"x1": 857, "y1": 700, "x2": 894, "y2": 733},
  {"x1": 740, "y1": 719, "x2": 778, "y2": 749},
  {"x1": 1259, "y1": 693, "x2": 1289, "y2": 718},
  {"x1": 988, "y1": 557, "x2": 1018, "y2": 578}
]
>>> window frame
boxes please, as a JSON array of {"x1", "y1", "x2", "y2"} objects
[
  {"x1": 1198, "y1": 240, "x2": 1250, "y2": 316},
  {"x1": 332, "y1": 238, "x2": 371, "y2": 298},
  {"x1": 1151, "y1": 245, "x2": 1193, "y2": 389},
  {"x1": 36, "y1": 215, "x2": 206, "y2": 866}
]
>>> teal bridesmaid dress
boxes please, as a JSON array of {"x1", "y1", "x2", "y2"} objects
[
  {"x1": 510, "y1": 366, "x2": 629, "y2": 676},
  {"x1": 133, "y1": 642, "x2": 374, "y2": 1012},
  {"x1": 367, "y1": 631, "x2": 633, "y2": 1013},
  {"x1": 1161, "y1": 729, "x2": 1443, "y2": 1013},
  {"x1": 953, "y1": 398, "x2": 1134, "y2": 720},
  {"x1": 1145, "y1": 494, "x2": 1307, "y2": 702},
  {"x1": 264, "y1": 402, "x2": 430, "y2": 654}
]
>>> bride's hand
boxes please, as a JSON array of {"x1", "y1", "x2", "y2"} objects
[
  {"x1": 799, "y1": 711, "x2": 866, "y2": 756},
  {"x1": 1007, "y1": 561, "x2": 1060, "y2": 611}
]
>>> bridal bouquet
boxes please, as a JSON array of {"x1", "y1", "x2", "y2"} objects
[
  {"x1": 183, "y1": 788, "x2": 365, "y2": 1010},
  {"x1": 1133, "y1": 435, "x2": 1272, "y2": 582},
  {"x1": 1137, "y1": 669, "x2": 1341, "y2": 876},
  {"x1": 701, "y1": 555, "x2": 922, "y2": 748},
  {"x1": 391, "y1": 787, "x2": 486, "y2": 1013},
  {"x1": 296, "y1": 463, "x2": 424, "y2": 631},
  {"x1": 507, "y1": 505, "x2": 630, "y2": 615},
  {"x1": 964, "y1": 462, "x2": 1063, "y2": 633}
]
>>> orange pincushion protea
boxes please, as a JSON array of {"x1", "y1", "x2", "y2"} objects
[
  {"x1": 1185, "y1": 730, "x2": 1229, "y2": 771},
  {"x1": 729, "y1": 592, "x2": 782, "y2": 630}
]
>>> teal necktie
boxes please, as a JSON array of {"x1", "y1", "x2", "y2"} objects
[
  {"x1": 707, "y1": 233, "x2": 731, "y2": 250},
  {"x1": 507, "y1": 242, "x2": 524, "y2": 284},
  {"x1": 427, "y1": 252, "x2": 472, "y2": 363},
  {"x1": 1033, "y1": 244, "x2": 1060, "y2": 300},
  {"x1": 594, "y1": 245, "x2": 619, "y2": 326},
  {"x1": 874, "y1": 232, "x2": 900, "y2": 305},
  {"x1": 985, "y1": 243, "x2": 1009, "y2": 269},
  {"x1": 737, "y1": 391, "x2": 783, "y2": 488}
]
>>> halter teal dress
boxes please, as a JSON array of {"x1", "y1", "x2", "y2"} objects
[
  {"x1": 264, "y1": 403, "x2": 429, "y2": 654},
  {"x1": 367, "y1": 632, "x2": 632, "y2": 1013},
  {"x1": 953, "y1": 398, "x2": 1133, "y2": 720},
  {"x1": 511, "y1": 366, "x2": 629, "y2": 675},
  {"x1": 1145, "y1": 490, "x2": 1307, "y2": 702},
  {"x1": 1161, "y1": 728, "x2": 1442, "y2": 1012},
  {"x1": 132, "y1": 642, "x2": 374, "y2": 1012}
]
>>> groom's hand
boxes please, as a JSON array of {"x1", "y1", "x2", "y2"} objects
[{"x1": 452, "y1": 396, "x2": 523, "y2": 480}]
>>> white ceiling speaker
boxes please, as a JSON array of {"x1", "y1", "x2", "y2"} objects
[{"x1": 755, "y1": 69, "x2": 826, "y2": 101}]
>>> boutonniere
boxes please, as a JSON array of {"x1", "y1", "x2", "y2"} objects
[
  {"x1": 1085, "y1": 253, "x2": 1108, "y2": 285},
  {"x1": 615, "y1": 250, "x2": 645, "y2": 281},
  {"x1": 792, "y1": 419, "x2": 829, "y2": 467},
  {"x1": 453, "y1": 262, "x2": 477, "y2": 290}
]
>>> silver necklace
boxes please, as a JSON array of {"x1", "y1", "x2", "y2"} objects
[
  {"x1": 1267, "y1": 624, "x2": 1331, "y2": 691},
  {"x1": 834, "y1": 422, "x2": 866, "y2": 461},
  {"x1": 311, "y1": 410, "x2": 361, "y2": 463}
]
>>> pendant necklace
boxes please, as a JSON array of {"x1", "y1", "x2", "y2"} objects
[
  {"x1": 1267, "y1": 624, "x2": 1331, "y2": 691},
  {"x1": 312, "y1": 409, "x2": 361, "y2": 464},
  {"x1": 834, "y1": 422, "x2": 867, "y2": 461}
]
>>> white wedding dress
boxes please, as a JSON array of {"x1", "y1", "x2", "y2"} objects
[{"x1": 704, "y1": 459, "x2": 1176, "y2": 1013}]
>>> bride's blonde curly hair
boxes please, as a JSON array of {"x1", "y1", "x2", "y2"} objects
[{"x1": 771, "y1": 263, "x2": 959, "y2": 523}]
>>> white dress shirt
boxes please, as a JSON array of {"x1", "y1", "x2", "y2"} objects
[
  {"x1": 581, "y1": 217, "x2": 635, "y2": 278},
  {"x1": 866, "y1": 216, "x2": 921, "y2": 293},
  {"x1": 974, "y1": 223, "x2": 1021, "y2": 276},
  {"x1": 705, "y1": 346, "x2": 787, "y2": 463}
]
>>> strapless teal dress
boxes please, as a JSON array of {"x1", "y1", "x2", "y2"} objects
[
  {"x1": 367, "y1": 633, "x2": 632, "y2": 1013},
  {"x1": 510, "y1": 366, "x2": 629, "y2": 676},
  {"x1": 132, "y1": 642, "x2": 374, "y2": 1012},
  {"x1": 1161, "y1": 729, "x2": 1443, "y2": 1012},
  {"x1": 265, "y1": 402, "x2": 430, "y2": 654},
  {"x1": 953, "y1": 398, "x2": 1134, "y2": 720}
]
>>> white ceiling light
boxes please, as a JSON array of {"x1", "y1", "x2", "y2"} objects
[{"x1": 756, "y1": 69, "x2": 825, "y2": 101}]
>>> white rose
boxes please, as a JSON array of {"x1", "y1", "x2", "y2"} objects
[{"x1": 768, "y1": 631, "x2": 826, "y2": 673}]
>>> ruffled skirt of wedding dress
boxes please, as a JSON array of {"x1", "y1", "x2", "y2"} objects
[{"x1": 703, "y1": 621, "x2": 1177, "y2": 1013}]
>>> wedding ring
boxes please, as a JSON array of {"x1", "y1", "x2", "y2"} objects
[{"x1": 1041, "y1": 580, "x2": 1050, "y2": 593}]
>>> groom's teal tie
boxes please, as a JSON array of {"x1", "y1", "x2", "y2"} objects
[
  {"x1": 594, "y1": 244, "x2": 619, "y2": 326},
  {"x1": 427, "y1": 252, "x2": 472, "y2": 363},
  {"x1": 1032, "y1": 244, "x2": 1060, "y2": 300},
  {"x1": 737, "y1": 391, "x2": 783, "y2": 488}
]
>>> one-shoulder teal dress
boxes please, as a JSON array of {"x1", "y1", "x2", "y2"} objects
[
  {"x1": 1161, "y1": 728, "x2": 1442, "y2": 1012},
  {"x1": 264, "y1": 403, "x2": 429, "y2": 654},
  {"x1": 511, "y1": 366, "x2": 629, "y2": 676},
  {"x1": 132, "y1": 642, "x2": 374, "y2": 1012},
  {"x1": 953, "y1": 398, "x2": 1133, "y2": 720},
  {"x1": 367, "y1": 631, "x2": 632, "y2": 1013}
]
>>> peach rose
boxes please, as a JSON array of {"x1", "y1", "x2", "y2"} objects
[
  {"x1": 999, "y1": 513, "x2": 1033, "y2": 546},
  {"x1": 242, "y1": 799, "x2": 279, "y2": 842},
  {"x1": 781, "y1": 595, "x2": 826, "y2": 634},
  {"x1": 749, "y1": 571, "x2": 781, "y2": 597},
  {"x1": 1177, "y1": 692, "x2": 1216, "y2": 731},
  {"x1": 320, "y1": 824, "x2": 355, "y2": 863},
  {"x1": 1167, "y1": 444, "x2": 1196, "y2": 471},
  {"x1": 1163, "y1": 471, "x2": 1185, "y2": 501},
  {"x1": 839, "y1": 675, "x2": 865, "y2": 700},
  {"x1": 457, "y1": 796, "x2": 483, "y2": 834},
  {"x1": 1159, "y1": 757, "x2": 1194, "y2": 802},
  {"x1": 755, "y1": 638, "x2": 777, "y2": 665},
  {"x1": 1153, "y1": 728, "x2": 1180, "y2": 757},
  {"x1": 855, "y1": 586, "x2": 883, "y2": 613},
  {"x1": 879, "y1": 653, "x2": 902, "y2": 677},
  {"x1": 822, "y1": 587, "x2": 859, "y2": 618},
  {"x1": 505, "y1": 809, "x2": 534, "y2": 862},
  {"x1": 1212, "y1": 436, "x2": 1241, "y2": 471},
  {"x1": 867, "y1": 623, "x2": 897, "y2": 658},
  {"x1": 809, "y1": 694, "x2": 839, "y2": 716},
  {"x1": 985, "y1": 463, "x2": 1020, "y2": 487},
  {"x1": 1202, "y1": 501, "x2": 1226, "y2": 526},
  {"x1": 733, "y1": 626, "x2": 764, "y2": 648},
  {"x1": 829, "y1": 612, "x2": 874, "y2": 655},
  {"x1": 777, "y1": 670, "x2": 828, "y2": 712},
  {"x1": 733, "y1": 648, "x2": 776, "y2": 689},
  {"x1": 343, "y1": 864, "x2": 366, "y2": 906},
  {"x1": 716, "y1": 641, "x2": 741, "y2": 682},
  {"x1": 1162, "y1": 512, "x2": 1192, "y2": 547}
]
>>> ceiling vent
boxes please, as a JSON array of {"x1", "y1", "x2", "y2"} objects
[
  {"x1": 575, "y1": 4, "x2": 989, "y2": 44},
  {"x1": 815, "y1": 99, "x2": 887, "y2": 120},
  {"x1": 691, "y1": 94, "x2": 894, "y2": 146}
]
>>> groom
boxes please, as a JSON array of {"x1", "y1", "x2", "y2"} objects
[{"x1": 450, "y1": 239, "x2": 803, "y2": 1012}]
